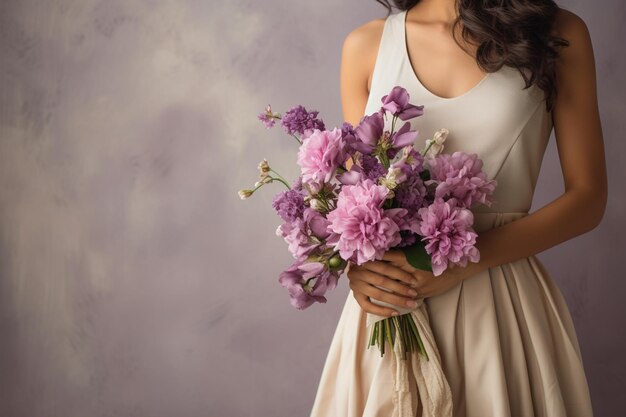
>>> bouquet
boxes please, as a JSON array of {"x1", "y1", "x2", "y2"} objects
[{"x1": 239, "y1": 86, "x2": 497, "y2": 361}]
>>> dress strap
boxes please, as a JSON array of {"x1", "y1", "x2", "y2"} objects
[{"x1": 368, "y1": 11, "x2": 408, "y2": 99}]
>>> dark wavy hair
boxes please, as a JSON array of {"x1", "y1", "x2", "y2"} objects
[{"x1": 375, "y1": 0, "x2": 569, "y2": 111}]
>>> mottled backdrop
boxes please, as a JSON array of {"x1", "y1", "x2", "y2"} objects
[{"x1": 0, "y1": 0, "x2": 623, "y2": 416}]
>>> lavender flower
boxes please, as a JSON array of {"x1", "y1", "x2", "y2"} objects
[
  {"x1": 281, "y1": 105, "x2": 325, "y2": 137},
  {"x1": 272, "y1": 189, "x2": 305, "y2": 222},
  {"x1": 361, "y1": 154, "x2": 387, "y2": 181}
]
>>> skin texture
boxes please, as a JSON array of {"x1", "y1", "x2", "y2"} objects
[{"x1": 339, "y1": 0, "x2": 608, "y2": 317}]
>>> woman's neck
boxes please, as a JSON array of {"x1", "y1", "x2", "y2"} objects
[{"x1": 409, "y1": 0, "x2": 459, "y2": 24}]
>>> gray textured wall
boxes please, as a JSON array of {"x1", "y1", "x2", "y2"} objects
[{"x1": 0, "y1": 1, "x2": 623, "y2": 416}]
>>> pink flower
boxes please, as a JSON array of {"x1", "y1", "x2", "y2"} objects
[
  {"x1": 276, "y1": 208, "x2": 331, "y2": 260},
  {"x1": 426, "y1": 151, "x2": 497, "y2": 208},
  {"x1": 279, "y1": 260, "x2": 340, "y2": 310},
  {"x1": 326, "y1": 179, "x2": 408, "y2": 265},
  {"x1": 417, "y1": 198, "x2": 479, "y2": 276},
  {"x1": 296, "y1": 127, "x2": 348, "y2": 184}
]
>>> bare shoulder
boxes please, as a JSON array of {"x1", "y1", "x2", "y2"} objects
[
  {"x1": 552, "y1": 7, "x2": 593, "y2": 53},
  {"x1": 340, "y1": 16, "x2": 387, "y2": 125},
  {"x1": 341, "y1": 17, "x2": 387, "y2": 90},
  {"x1": 342, "y1": 17, "x2": 386, "y2": 53}
]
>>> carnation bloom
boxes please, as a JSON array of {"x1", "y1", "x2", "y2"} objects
[
  {"x1": 297, "y1": 127, "x2": 348, "y2": 184},
  {"x1": 281, "y1": 105, "x2": 325, "y2": 136},
  {"x1": 417, "y1": 198, "x2": 479, "y2": 276},
  {"x1": 326, "y1": 179, "x2": 413, "y2": 264},
  {"x1": 278, "y1": 260, "x2": 339, "y2": 309},
  {"x1": 426, "y1": 151, "x2": 497, "y2": 208}
]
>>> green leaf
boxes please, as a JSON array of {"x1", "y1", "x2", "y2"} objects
[{"x1": 400, "y1": 239, "x2": 433, "y2": 272}]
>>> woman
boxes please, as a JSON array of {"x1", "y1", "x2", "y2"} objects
[{"x1": 310, "y1": 0, "x2": 606, "y2": 416}]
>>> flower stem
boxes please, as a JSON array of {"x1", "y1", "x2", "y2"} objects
[
  {"x1": 291, "y1": 134, "x2": 302, "y2": 145},
  {"x1": 269, "y1": 169, "x2": 290, "y2": 186},
  {"x1": 422, "y1": 140, "x2": 434, "y2": 157},
  {"x1": 269, "y1": 176, "x2": 291, "y2": 189}
]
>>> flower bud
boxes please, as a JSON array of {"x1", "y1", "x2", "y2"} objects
[
  {"x1": 424, "y1": 128, "x2": 449, "y2": 158},
  {"x1": 258, "y1": 158, "x2": 270, "y2": 174},
  {"x1": 432, "y1": 128, "x2": 449, "y2": 145},
  {"x1": 309, "y1": 198, "x2": 324, "y2": 211},
  {"x1": 328, "y1": 254, "x2": 345, "y2": 270},
  {"x1": 238, "y1": 189, "x2": 253, "y2": 199}
]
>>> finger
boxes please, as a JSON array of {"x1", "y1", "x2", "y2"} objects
[
  {"x1": 381, "y1": 249, "x2": 408, "y2": 266},
  {"x1": 354, "y1": 268, "x2": 418, "y2": 298},
  {"x1": 352, "y1": 291, "x2": 399, "y2": 317},
  {"x1": 361, "y1": 260, "x2": 417, "y2": 287},
  {"x1": 351, "y1": 279, "x2": 419, "y2": 309}
]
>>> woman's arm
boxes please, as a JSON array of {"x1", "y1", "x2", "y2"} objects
[
  {"x1": 340, "y1": 19, "x2": 424, "y2": 316},
  {"x1": 345, "y1": 9, "x2": 608, "y2": 316},
  {"x1": 456, "y1": 8, "x2": 607, "y2": 279},
  {"x1": 339, "y1": 18, "x2": 385, "y2": 126}
]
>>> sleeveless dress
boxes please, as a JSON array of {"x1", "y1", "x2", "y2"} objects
[{"x1": 309, "y1": 9, "x2": 594, "y2": 417}]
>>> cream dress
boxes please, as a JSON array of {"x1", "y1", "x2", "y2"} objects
[{"x1": 309, "y1": 9, "x2": 594, "y2": 417}]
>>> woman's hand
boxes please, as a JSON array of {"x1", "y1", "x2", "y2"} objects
[
  {"x1": 346, "y1": 257, "x2": 421, "y2": 317},
  {"x1": 346, "y1": 249, "x2": 474, "y2": 317},
  {"x1": 382, "y1": 250, "x2": 468, "y2": 299}
]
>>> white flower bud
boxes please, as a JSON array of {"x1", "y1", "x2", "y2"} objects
[
  {"x1": 238, "y1": 189, "x2": 253, "y2": 199},
  {"x1": 257, "y1": 158, "x2": 270, "y2": 174},
  {"x1": 424, "y1": 128, "x2": 449, "y2": 158},
  {"x1": 432, "y1": 128, "x2": 449, "y2": 145},
  {"x1": 309, "y1": 198, "x2": 324, "y2": 211}
]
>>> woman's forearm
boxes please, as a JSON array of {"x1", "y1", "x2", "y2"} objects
[{"x1": 457, "y1": 187, "x2": 607, "y2": 280}]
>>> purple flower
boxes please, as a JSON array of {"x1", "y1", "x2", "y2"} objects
[
  {"x1": 341, "y1": 122, "x2": 359, "y2": 155},
  {"x1": 353, "y1": 112, "x2": 384, "y2": 153},
  {"x1": 381, "y1": 86, "x2": 425, "y2": 121},
  {"x1": 427, "y1": 151, "x2": 497, "y2": 208},
  {"x1": 279, "y1": 260, "x2": 340, "y2": 310},
  {"x1": 397, "y1": 230, "x2": 418, "y2": 247},
  {"x1": 337, "y1": 166, "x2": 364, "y2": 185},
  {"x1": 276, "y1": 208, "x2": 331, "y2": 260},
  {"x1": 292, "y1": 175, "x2": 304, "y2": 192},
  {"x1": 395, "y1": 171, "x2": 428, "y2": 216},
  {"x1": 297, "y1": 127, "x2": 348, "y2": 184},
  {"x1": 417, "y1": 198, "x2": 479, "y2": 276},
  {"x1": 326, "y1": 179, "x2": 405, "y2": 265},
  {"x1": 390, "y1": 120, "x2": 419, "y2": 148},
  {"x1": 272, "y1": 189, "x2": 305, "y2": 222},
  {"x1": 281, "y1": 105, "x2": 326, "y2": 137},
  {"x1": 361, "y1": 154, "x2": 387, "y2": 181},
  {"x1": 258, "y1": 104, "x2": 278, "y2": 128}
]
